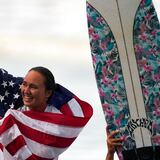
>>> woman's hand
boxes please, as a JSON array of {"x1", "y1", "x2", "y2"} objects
[{"x1": 105, "y1": 130, "x2": 124, "y2": 160}]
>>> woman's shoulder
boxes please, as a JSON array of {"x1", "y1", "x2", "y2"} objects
[{"x1": 45, "y1": 105, "x2": 62, "y2": 114}]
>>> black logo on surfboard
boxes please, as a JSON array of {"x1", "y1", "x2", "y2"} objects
[{"x1": 126, "y1": 118, "x2": 153, "y2": 138}]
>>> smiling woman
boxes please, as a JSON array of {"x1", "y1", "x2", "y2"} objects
[
  {"x1": 0, "y1": 0, "x2": 103, "y2": 159},
  {"x1": 20, "y1": 67, "x2": 55, "y2": 111},
  {"x1": 0, "y1": 67, "x2": 93, "y2": 159}
]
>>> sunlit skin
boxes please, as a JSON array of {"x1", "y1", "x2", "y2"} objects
[{"x1": 21, "y1": 70, "x2": 52, "y2": 112}]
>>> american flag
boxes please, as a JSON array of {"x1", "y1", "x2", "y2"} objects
[
  {"x1": 0, "y1": 68, "x2": 93, "y2": 159},
  {"x1": 0, "y1": 68, "x2": 23, "y2": 117}
]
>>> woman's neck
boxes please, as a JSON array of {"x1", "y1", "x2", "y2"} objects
[{"x1": 26, "y1": 104, "x2": 47, "y2": 112}]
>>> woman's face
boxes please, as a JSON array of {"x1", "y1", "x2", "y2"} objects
[{"x1": 21, "y1": 70, "x2": 51, "y2": 111}]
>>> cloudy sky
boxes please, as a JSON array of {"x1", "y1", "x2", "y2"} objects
[{"x1": 0, "y1": 0, "x2": 159, "y2": 160}]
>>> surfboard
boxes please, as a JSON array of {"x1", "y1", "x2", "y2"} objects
[{"x1": 86, "y1": 0, "x2": 160, "y2": 159}]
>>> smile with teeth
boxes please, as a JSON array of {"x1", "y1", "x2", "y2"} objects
[{"x1": 23, "y1": 95, "x2": 33, "y2": 102}]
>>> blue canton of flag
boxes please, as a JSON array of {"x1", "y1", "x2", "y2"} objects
[{"x1": 0, "y1": 68, "x2": 23, "y2": 117}]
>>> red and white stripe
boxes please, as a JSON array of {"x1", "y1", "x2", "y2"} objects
[{"x1": 0, "y1": 97, "x2": 93, "y2": 160}]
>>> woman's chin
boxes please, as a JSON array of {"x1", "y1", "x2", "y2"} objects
[{"x1": 23, "y1": 102, "x2": 33, "y2": 108}]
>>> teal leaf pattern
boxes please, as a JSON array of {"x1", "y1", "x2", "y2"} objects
[
  {"x1": 133, "y1": 0, "x2": 160, "y2": 146},
  {"x1": 87, "y1": 2, "x2": 135, "y2": 153},
  {"x1": 87, "y1": 0, "x2": 160, "y2": 157}
]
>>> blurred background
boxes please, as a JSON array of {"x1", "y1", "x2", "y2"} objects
[{"x1": 0, "y1": 0, "x2": 159, "y2": 159}]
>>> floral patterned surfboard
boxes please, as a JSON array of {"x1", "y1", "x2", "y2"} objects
[{"x1": 87, "y1": 0, "x2": 160, "y2": 159}]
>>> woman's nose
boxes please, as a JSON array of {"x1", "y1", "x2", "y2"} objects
[{"x1": 22, "y1": 85, "x2": 30, "y2": 94}]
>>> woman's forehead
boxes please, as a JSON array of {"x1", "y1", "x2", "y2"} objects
[{"x1": 24, "y1": 70, "x2": 45, "y2": 85}]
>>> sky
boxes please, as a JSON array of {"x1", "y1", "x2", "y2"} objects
[{"x1": 0, "y1": 0, "x2": 159, "y2": 160}]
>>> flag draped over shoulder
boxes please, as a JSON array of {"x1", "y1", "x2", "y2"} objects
[
  {"x1": 0, "y1": 68, "x2": 23, "y2": 117},
  {"x1": 0, "y1": 68, "x2": 93, "y2": 159}
]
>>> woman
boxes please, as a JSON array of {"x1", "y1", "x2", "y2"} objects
[
  {"x1": 0, "y1": 66, "x2": 93, "y2": 160},
  {"x1": 19, "y1": 66, "x2": 57, "y2": 112}
]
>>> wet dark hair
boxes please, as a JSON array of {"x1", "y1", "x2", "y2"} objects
[{"x1": 29, "y1": 66, "x2": 56, "y2": 94}]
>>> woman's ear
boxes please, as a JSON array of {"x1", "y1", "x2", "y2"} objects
[{"x1": 45, "y1": 90, "x2": 52, "y2": 100}]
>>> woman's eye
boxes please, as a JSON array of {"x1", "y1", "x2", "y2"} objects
[
  {"x1": 30, "y1": 85, "x2": 38, "y2": 89},
  {"x1": 22, "y1": 82, "x2": 27, "y2": 87}
]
